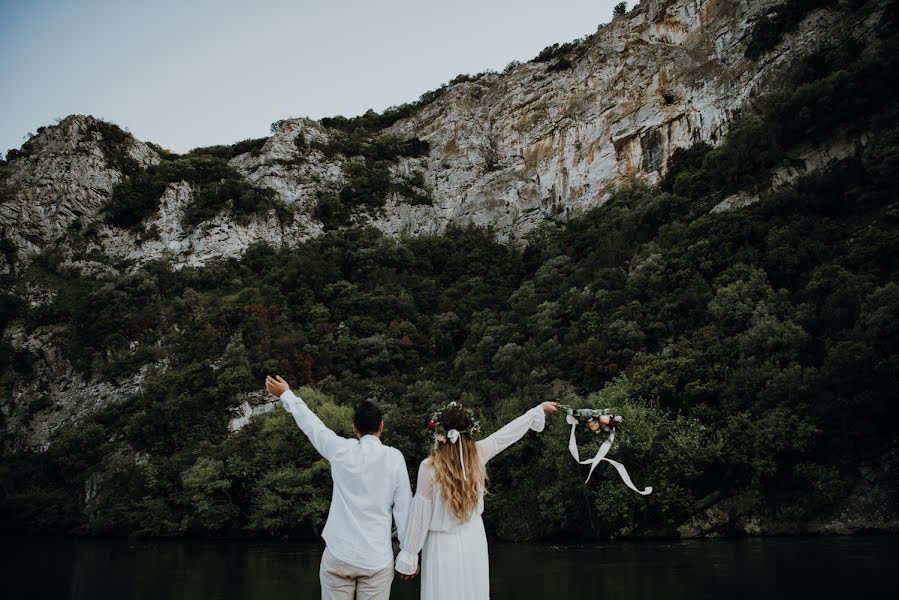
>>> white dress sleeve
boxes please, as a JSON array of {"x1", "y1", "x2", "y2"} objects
[
  {"x1": 476, "y1": 405, "x2": 546, "y2": 464},
  {"x1": 395, "y1": 460, "x2": 435, "y2": 575}
]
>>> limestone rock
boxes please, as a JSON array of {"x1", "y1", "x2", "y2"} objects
[
  {"x1": 0, "y1": 320, "x2": 163, "y2": 450},
  {"x1": 94, "y1": 181, "x2": 315, "y2": 270},
  {"x1": 0, "y1": 115, "x2": 159, "y2": 256},
  {"x1": 228, "y1": 392, "x2": 279, "y2": 432}
]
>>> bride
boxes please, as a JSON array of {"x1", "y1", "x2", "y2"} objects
[{"x1": 395, "y1": 400, "x2": 559, "y2": 599}]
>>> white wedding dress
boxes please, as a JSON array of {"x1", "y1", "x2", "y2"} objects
[{"x1": 395, "y1": 405, "x2": 546, "y2": 600}]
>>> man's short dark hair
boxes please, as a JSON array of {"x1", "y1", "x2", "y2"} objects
[{"x1": 354, "y1": 400, "x2": 383, "y2": 435}]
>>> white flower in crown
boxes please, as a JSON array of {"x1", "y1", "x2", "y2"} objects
[{"x1": 428, "y1": 400, "x2": 482, "y2": 441}]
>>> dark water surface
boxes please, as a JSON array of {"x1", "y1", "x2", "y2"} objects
[{"x1": 2, "y1": 535, "x2": 896, "y2": 599}]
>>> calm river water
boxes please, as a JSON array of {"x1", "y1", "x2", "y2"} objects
[{"x1": 2, "y1": 535, "x2": 896, "y2": 599}]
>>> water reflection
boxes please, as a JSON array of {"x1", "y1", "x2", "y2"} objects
[
  {"x1": 2, "y1": 536, "x2": 896, "y2": 600},
  {"x1": 491, "y1": 538, "x2": 899, "y2": 599}
]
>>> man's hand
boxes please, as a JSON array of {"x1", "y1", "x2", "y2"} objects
[
  {"x1": 399, "y1": 566, "x2": 420, "y2": 580},
  {"x1": 265, "y1": 375, "x2": 290, "y2": 397}
]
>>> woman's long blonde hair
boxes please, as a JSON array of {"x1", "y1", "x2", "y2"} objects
[{"x1": 431, "y1": 408, "x2": 487, "y2": 523}]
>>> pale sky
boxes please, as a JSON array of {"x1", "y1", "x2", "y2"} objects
[{"x1": 1, "y1": 0, "x2": 623, "y2": 155}]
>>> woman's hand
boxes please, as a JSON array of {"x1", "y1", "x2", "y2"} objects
[
  {"x1": 541, "y1": 401, "x2": 560, "y2": 413},
  {"x1": 265, "y1": 375, "x2": 290, "y2": 397},
  {"x1": 399, "y1": 565, "x2": 420, "y2": 580}
]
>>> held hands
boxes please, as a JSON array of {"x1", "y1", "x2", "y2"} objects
[
  {"x1": 541, "y1": 401, "x2": 560, "y2": 413},
  {"x1": 399, "y1": 566, "x2": 420, "y2": 581},
  {"x1": 265, "y1": 375, "x2": 290, "y2": 398}
]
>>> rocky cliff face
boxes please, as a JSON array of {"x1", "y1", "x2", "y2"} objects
[
  {"x1": 0, "y1": 0, "x2": 883, "y2": 271},
  {"x1": 218, "y1": 0, "x2": 881, "y2": 242},
  {"x1": 0, "y1": 116, "x2": 159, "y2": 258}
]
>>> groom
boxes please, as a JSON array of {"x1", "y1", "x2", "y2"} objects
[{"x1": 265, "y1": 375, "x2": 416, "y2": 599}]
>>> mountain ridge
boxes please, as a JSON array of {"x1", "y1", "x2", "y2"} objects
[{"x1": 1, "y1": 0, "x2": 882, "y2": 272}]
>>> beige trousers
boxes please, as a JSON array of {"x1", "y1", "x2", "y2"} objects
[{"x1": 319, "y1": 547, "x2": 395, "y2": 600}]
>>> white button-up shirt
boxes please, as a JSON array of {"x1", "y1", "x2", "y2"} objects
[{"x1": 280, "y1": 389, "x2": 413, "y2": 570}]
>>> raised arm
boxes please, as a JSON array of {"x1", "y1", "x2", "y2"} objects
[
  {"x1": 265, "y1": 375, "x2": 348, "y2": 462},
  {"x1": 476, "y1": 402, "x2": 559, "y2": 463},
  {"x1": 395, "y1": 460, "x2": 435, "y2": 577}
]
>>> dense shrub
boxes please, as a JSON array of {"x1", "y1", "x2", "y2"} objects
[
  {"x1": 89, "y1": 119, "x2": 141, "y2": 175},
  {"x1": 3, "y1": 139, "x2": 36, "y2": 164},
  {"x1": 743, "y1": 0, "x2": 873, "y2": 60},
  {"x1": 338, "y1": 158, "x2": 393, "y2": 210},
  {"x1": 547, "y1": 57, "x2": 574, "y2": 72},
  {"x1": 313, "y1": 132, "x2": 429, "y2": 161},
  {"x1": 310, "y1": 130, "x2": 432, "y2": 225},
  {"x1": 105, "y1": 154, "x2": 288, "y2": 229},
  {"x1": 186, "y1": 137, "x2": 268, "y2": 160},
  {"x1": 319, "y1": 70, "x2": 497, "y2": 135},
  {"x1": 533, "y1": 39, "x2": 586, "y2": 64},
  {"x1": 314, "y1": 191, "x2": 352, "y2": 229},
  {"x1": 322, "y1": 107, "x2": 419, "y2": 134}
]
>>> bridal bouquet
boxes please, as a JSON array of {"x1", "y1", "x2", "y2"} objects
[
  {"x1": 557, "y1": 404, "x2": 652, "y2": 495},
  {"x1": 557, "y1": 405, "x2": 622, "y2": 433}
]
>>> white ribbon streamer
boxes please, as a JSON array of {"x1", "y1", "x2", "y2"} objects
[
  {"x1": 566, "y1": 415, "x2": 652, "y2": 495},
  {"x1": 447, "y1": 428, "x2": 466, "y2": 480}
]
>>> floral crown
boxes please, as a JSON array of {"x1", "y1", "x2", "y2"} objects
[{"x1": 426, "y1": 401, "x2": 482, "y2": 443}]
